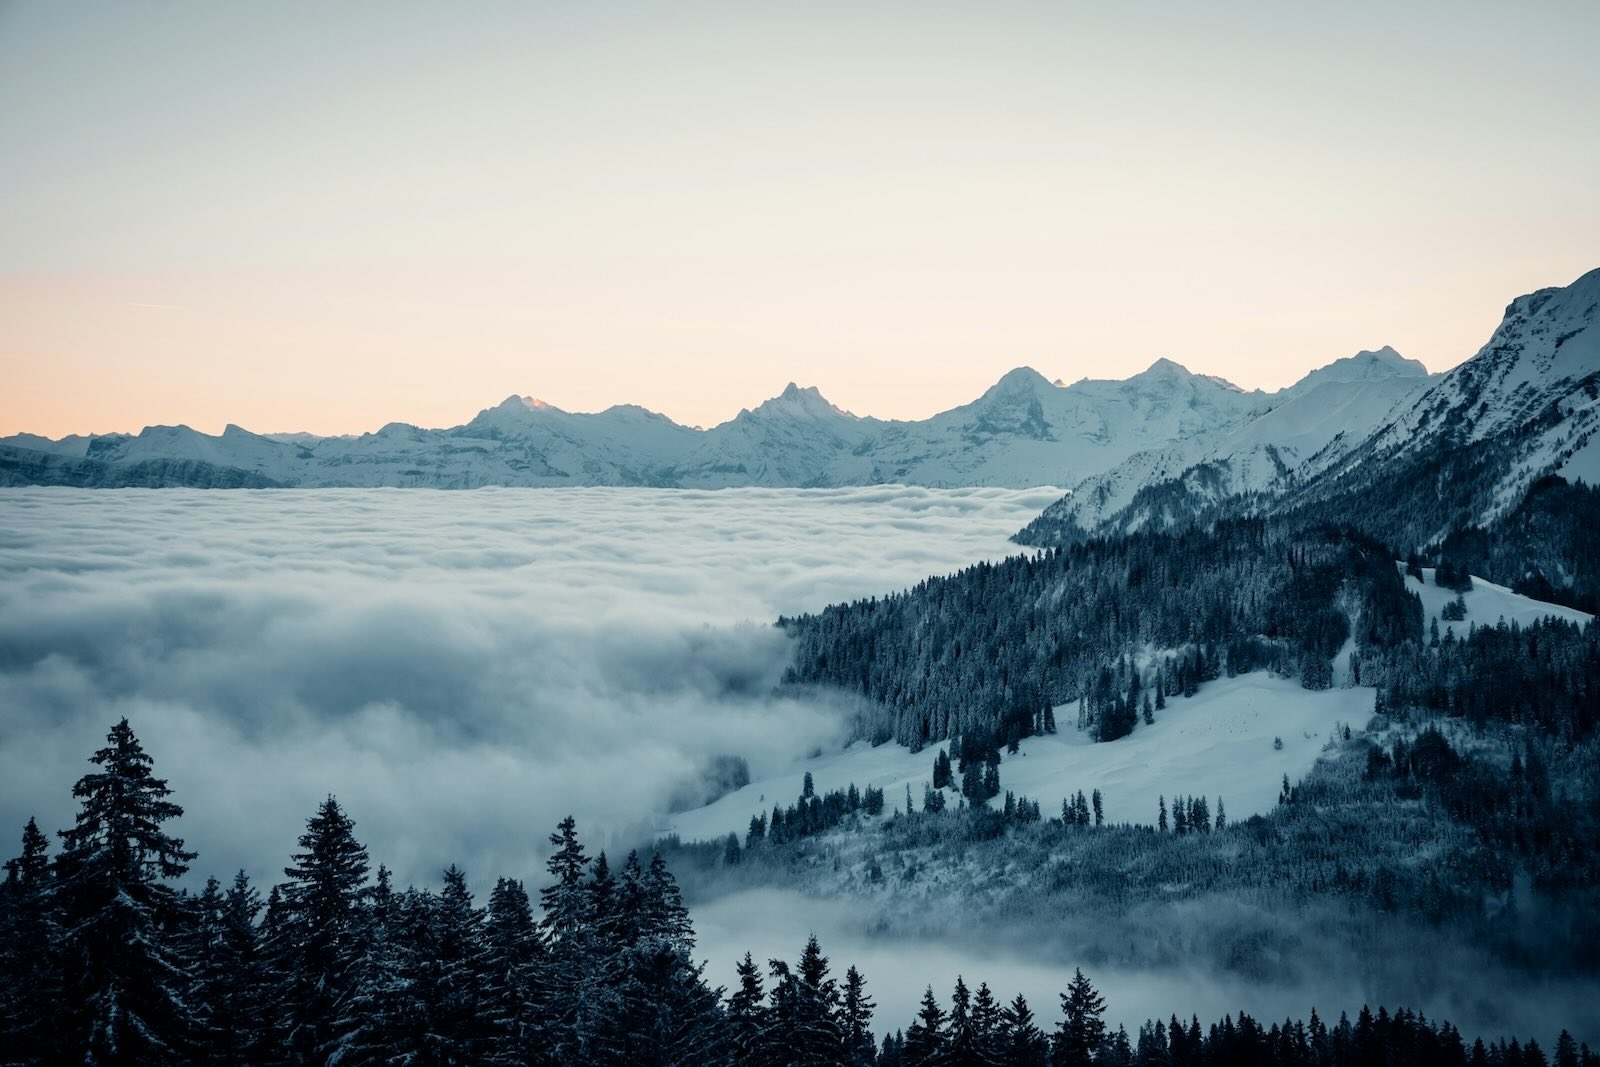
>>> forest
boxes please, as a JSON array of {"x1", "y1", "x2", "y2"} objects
[{"x1": 4, "y1": 719, "x2": 1597, "y2": 1066}]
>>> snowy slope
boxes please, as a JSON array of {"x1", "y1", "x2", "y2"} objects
[
  {"x1": 1029, "y1": 268, "x2": 1600, "y2": 542},
  {"x1": 664, "y1": 673, "x2": 1372, "y2": 842},
  {"x1": 1292, "y1": 268, "x2": 1600, "y2": 522},
  {"x1": 1402, "y1": 565, "x2": 1593, "y2": 634},
  {"x1": 1033, "y1": 352, "x2": 1437, "y2": 533}
]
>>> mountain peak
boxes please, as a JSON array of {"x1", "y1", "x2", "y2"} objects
[
  {"x1": 1144, "y1": 357, "x2": 1190, "y2": 376},
  {"x1": 980, "y1": 367, "x2": 1056, "y2": 400},
  {"x1": 1283, "y1": 347, "x2": 1430, "y2": 398},
  {"x1": 497, "y1": 394, "x2": 559, "y2": 413},
  {"x1": 747, "y1": 383, "x2": 855, "y2": 420}
]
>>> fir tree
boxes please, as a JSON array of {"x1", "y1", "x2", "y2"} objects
[
  {"x1": 277, "y1": 795, "x2": 371, "y2": 1065},
  {"x1": 53, "y1": 718, "x2": 197, "y2": 1066},
  {"x1": 1052, "y1": 968, "x2": 1107, "y2": 1067},
  {"x1": 728, "y1": 952, "x2": 770, "y2": 1066},
  {"x1": 904, "y1": 985, "x2": 948, "y2": 1066},
  {"x1": 841, "y1": 964, "x2": 876, "y2": 1067},
  {"x1": 0, "y1": 817, "x2": 60, "y2": 1063},
  {"x1": 481, "y1": 876, "x2": 543, "y2": 1065},
  {"x1": 999, "y1": 993, "x2": 1048, "y2": 1067}
]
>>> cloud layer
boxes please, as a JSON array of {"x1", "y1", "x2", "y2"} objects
[{"x1": 0, "y1": 485, "x2": 1058, "y2": 889}]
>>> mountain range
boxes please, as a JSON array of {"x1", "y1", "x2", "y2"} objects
[
  {"x1": 2, "y1": 349, "x2": 1433, "y2": 493},
  {"x1": 4, "y1": 270, "x2": 1595, "y2": 505}
]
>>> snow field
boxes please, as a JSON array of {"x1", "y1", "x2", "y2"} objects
[{"x1": 666, "y1": 673, "x2": 1375, "y2": 842}]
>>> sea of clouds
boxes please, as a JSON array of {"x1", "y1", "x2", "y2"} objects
[{"x1": 0, "y1": 485, "x2": 1059, "y2": 889}]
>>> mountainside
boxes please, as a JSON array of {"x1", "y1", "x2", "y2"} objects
[
  {"x1": 1, "y1": 362, "x2": 1303, "y2": 491},
  {"x1": 1022, "y1": 268, "x2": 1600, "y2": 549},
  {"x1": 1040, "y1": 350, "x2": 1439, "y2": 533}
]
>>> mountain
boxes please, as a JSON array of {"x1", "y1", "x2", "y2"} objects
[
  {"x1": 1, "y1": 361, "x2": 1280, "y2": 490},
  {"x1": 1023, "y1": 268, "x2": 1599, "y2": 546},
  {"x1": 1028, "y1": 350, "x2": 1439, "y2": 533}
]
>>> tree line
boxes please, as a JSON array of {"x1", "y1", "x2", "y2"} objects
[
  {"x1": 780, "y1": 523, "x2": 1419, "y2": 749},
  {"x1": 6, "y1": 719, "x2": 1595, "y2": 1065}
]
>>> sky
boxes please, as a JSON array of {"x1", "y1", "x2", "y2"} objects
[{"x1": 2, "y1": 0, "x2": 1597, "y2": 438}]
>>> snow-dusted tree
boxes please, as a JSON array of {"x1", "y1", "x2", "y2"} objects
[
  {"x1": 53, "y1": 718, "x2": 197, "y2": 1066},
  {"x1": 0, "y1": 817, "x2": 60, "y2": 1062},
  {"x1": 841, "y1": 964, "x2": 876, "y2": 1067},
  {"x1": 727, "y1": 952, "x2": 769, "y2": 1065},
  {"x1": 903, "y1": 985, "x2": 946, "y2": 1066},
  {"x1": 276, "y1": 795, "x2": 370, "y2": 1064},
  {"x1": 1052, "y1": 968, "x2": 1107, "y2": 1067},
  {"x1": 1000, "y1": 993, "x2": 1049, "y2": 1067}
]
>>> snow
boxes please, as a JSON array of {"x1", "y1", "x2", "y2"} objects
[
  {"x1": 1040, "y1": 357, "x2": 1437, "y2": 533},
  {"x1": 0, "y1": 360, "x2": 1298, "y2": 491},
  {"x1": 1402, "y1": 566, "x2": 1593, "y2": 634},
  {"x1": 664, "y1": 673, "x2": 1372, "y2": 842}
]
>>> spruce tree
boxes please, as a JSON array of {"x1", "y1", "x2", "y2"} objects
[
  {"x1": 1052, "y1": 968, "x2": 1107, "y2": 1067},
  {"x1": 904, "y1": 985, "x2": 947, "y2": 1066},
  {"x1": 946, "y1": 975, "x2": 975, "y2": 1066},
  {"x1": 203, "y1": 870, "x2": 270, "y2": 1065},
  {"x1": 53, "y1": 718, "x2": 197, "y2": 1066},
  {"x1": 841, "y1": 964, "x2": 876, "y2": 1067},
  {"x1": 728, "y1": 952, "x2": 770, "y2": 1066},
  {"x1": 1000, "y1": 993, "x2": 1048, "y2": 1067},
  {"x1": 277, "y1": 795, "x2": 371, "y2": 1064},
  {"x1": 0, "y1": 817, "x2": 60, "y2": 1063},
  {"x1": 481, "y1": 876, "x2": 543, "y2": 1065},
  {"x1": 539, "y1": 816, "x2": 596, "y2": 1061}
]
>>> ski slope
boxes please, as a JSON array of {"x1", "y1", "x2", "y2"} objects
[{"x1": 665, "y1": 673, "x2": 1373, "y2": 842}]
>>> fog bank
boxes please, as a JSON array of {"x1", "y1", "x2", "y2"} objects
[{"x1": 0, "y1": 485, "x2": 1059, "y2": 889}]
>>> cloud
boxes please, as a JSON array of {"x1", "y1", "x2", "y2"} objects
[{"x1": 0, "y1": 485, "x2": 1057, "y2": 890}]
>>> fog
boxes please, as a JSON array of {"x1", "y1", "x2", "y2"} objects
[
  {"x1": 692, "y1": 888, "x2": 1600, "y2": 1046},
  {"x1": 0, "y1": 485, "x2": 1059, "y2": 889}
]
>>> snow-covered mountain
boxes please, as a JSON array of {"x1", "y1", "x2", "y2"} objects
[
  {"x1": 21, "y1": 264, "x2": 1592, "y2": 497},
  {"x1": 1, "y1": 361, "x2": 1279, "y2": 490},
  {"x1": 1022, "y1": 267, "x2": 1600, "y2": 543},
  {"x1": 1033, "y1": 348, "x2": 1440, "y2": 533}
]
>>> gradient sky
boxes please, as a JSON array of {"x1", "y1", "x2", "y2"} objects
[{"x1": 2, "y1": 0, "x2": 1597, "y2": 438}]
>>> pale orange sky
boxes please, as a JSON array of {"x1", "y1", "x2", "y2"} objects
[{"x1": 2, "y1": 0, "x2": 1597, "y2": 438}]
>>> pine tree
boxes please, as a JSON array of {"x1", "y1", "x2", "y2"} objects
[
  {"x1": 841, "y1": 964, "x2": 876, "y2": 1067},
  {"x1": 277, "y1": 795, "x2": 371, "y2": 1064},
  {"x1": 946, "y1": 975, "x2": 976, "y2": 1066},
  {"x1": 1052, "y1": 968, "x2": 1106, "y2": 1067},
  {"x1": 420, "y1": 864, "x2": 489, "y2": 1062},
  {"x1": 970, "y1": 982, "x2": 1002, "y2": 1067},
  {"x1": 728, "y1": 952, "x2": 770, "y2": 1065},
  {"x1": 999, "y1": 993, "x2": 1048, "y2": 1067},
  {"x1": 1091, "y1": 790, "x2": 1104, "y2": 828},
  {"x1": 539, "y1": 816, "x2": 595, "y2": 1061},
  {"x1": 53, "y1": 718, "x2": 197, "y2": 1066},
  {"x1": 904, "y1": 985, "x2": 947, "y2": 1066},
  {"x1": 791, "y1": 934, "x2": 843, "y2": 1064},
  {"x1": 0, "y1": 817, "x2": 60, "y2": 1063},
  {"x1": 207, "y1": 870, "x2": 271, "y2": 1065},
  {"x1": 1157, "y1": 796, "x2": 1168, "y2": 832},
  {"x1": 482, "y1": 876, "x2": 543, "y2": 1065}
]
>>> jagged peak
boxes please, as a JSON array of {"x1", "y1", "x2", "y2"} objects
[{"x1": 745, "y1": 382, "x2": 855, "y2": 420}]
